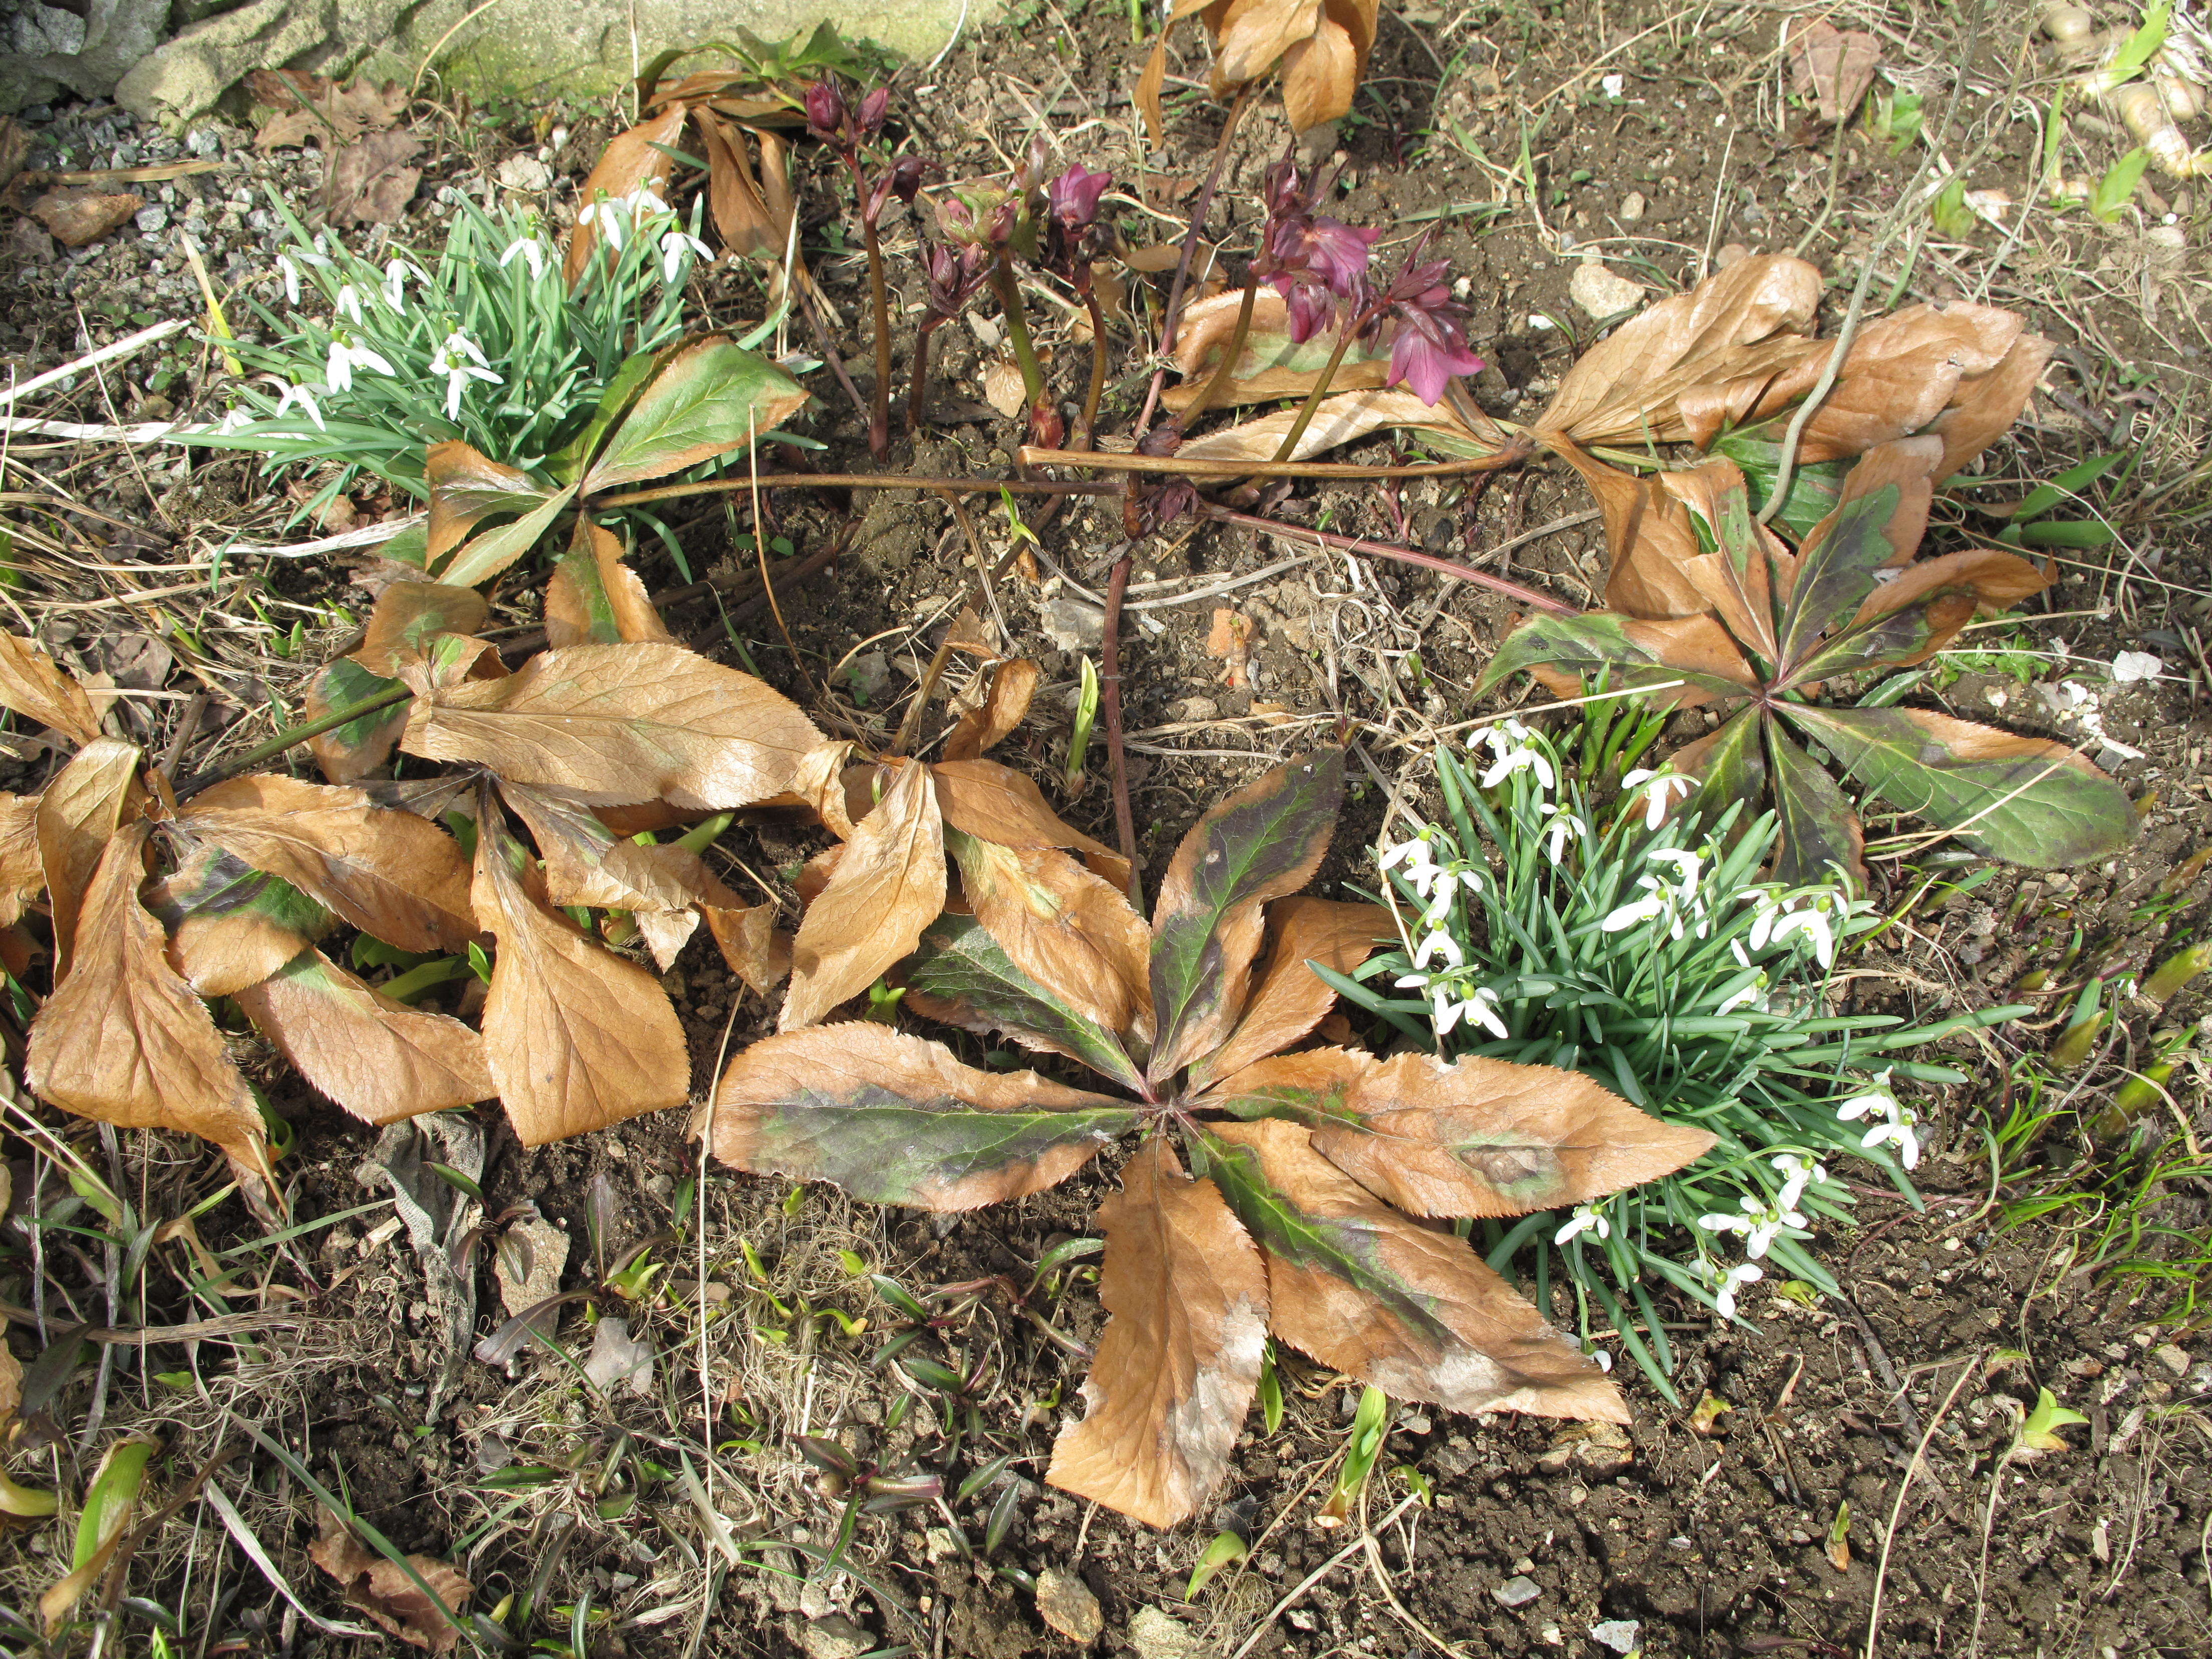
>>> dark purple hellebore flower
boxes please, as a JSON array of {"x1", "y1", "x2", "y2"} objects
[
  {"x1": 857, "y1": 87, "x2": 890, "y2": 140},
  {"x1": 1374, "y1": 258, "x2": 1483, "y2": 405},
  {"x1": 803, "y1": 80, "x2": 848, "y2": 145},
  {"x1": 868, "y1": 155, "x2": 930, "y2": 221},
  {"x1": 1251, "y1": 159, "x2": 1379, "y2": 342},
  {"x1": 1047, "y1": 164, "x2": 1113, "y2": 231}
]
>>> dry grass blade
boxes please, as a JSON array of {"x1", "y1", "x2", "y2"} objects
[
  {"x1": 1046, "y1": 1139, "x2": 1269, "y2": 1528},
  {"x1": 25, "y1": 822, "x2": 267, "y2": 1172},
  {"x1": 234, "y1": 948, "x2": 495, "y2": 1125},
  {"x1": 782, "y1": 759, "x2": 946, "y2": 1030}
]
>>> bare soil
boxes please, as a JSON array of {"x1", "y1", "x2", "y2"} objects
[{"x1": 4, "y1": 3, "x2": 2212, "y2": 1656}]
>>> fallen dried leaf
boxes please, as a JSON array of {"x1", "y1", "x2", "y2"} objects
[
  {"x1": 565, "y1": 106, "x2": 687, "y2": 286},
  {"x1": 249, "y1": 72, "x2": 408, "y2": 150},
  {"x1": 1787, "y1": 20, "x2": 1882, "y2": 126},
  {"x1": 29, "y1": 189, "x2": 142, "y2": 247},
  {"x1": 783, "y1": 760, "x2": 946, "y2": 1030},
  {"x1": 307, "y1": 1506, "x2": 471, "y2": 1653},
  {"x1": 0, "y1": 634, "x2": 104, "y2": 747},
  {"x1": 38, "y1": 738, "x2": 147, "y2": 975},
  {"x1": 1047, "y1": 1139, "x2": 1268, "y2": 1528},
  {"x1": 328, "y1": 128, "x2": 423, "y2": 225}
]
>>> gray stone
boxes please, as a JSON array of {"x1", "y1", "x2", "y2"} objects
[
  {"x1": 1568, "y1": 259, "x2": 1646, "y2": 323},
  {"x1": 1128, "y1": 1608, "x2": 1201, "y2": 1659},
  {"x1": 1590, "y1": 1620, "x2": 1641, "y2": 1653},
  {"x1": 800, "y1": 1615, "x2": 872, "y2": 1659},
  {"x1": 133, "y1": 203, "x2": 169, "y2": 235},
  {"x1": 117, "y1": 0, "x2": 1001, "y2": 130},
  {"x1": 494, "y1": 152, "x2": 552, "y2": 193},
  {"x1": 1493, "y1": 1575, "x2": 1541, "y2": 1608},
  {"x1": 1040, "y1": 594, "x2": 1105, "y2": 652},
  {"x1": 1036, "y1": 1568, "x2": 1102, "y2": 1644},
  {"x1": 2, "y1": 0, "x2": 171, "y2": 113}
]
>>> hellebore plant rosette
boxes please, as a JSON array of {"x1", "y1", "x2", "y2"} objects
[{"x1": 707, "y1": 749, "x2": 1715, "y2": 1530}]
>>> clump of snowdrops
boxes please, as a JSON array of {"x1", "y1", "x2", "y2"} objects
[
  {"x1": 198, "y1": 190, "x2": 711, "y2": 515},
  {"x1": 1330, "y1": 697, "x2": 2024, "y2": 1397}
]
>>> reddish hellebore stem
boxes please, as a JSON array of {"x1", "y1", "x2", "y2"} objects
[
  {"x1": 1078, "y1": 287, "x2": 1109, "y2": 450},
  {"x1": 1134, "y1": 84, "x2": 1253, "y2": 439},
  {"x1": 845, "y1": 153, "x2": 894, "y2": 459},
  {"x1": 1191, "y1": 277, "x2": 1258, "y2": 421},
  {"x1": 1199, "y1": 503, "x2": 1579, "y2": 616},
  {"x1": 1100, "y1": 553, "x2": 1144, "y2": 914},
  {"x1": 907, "y1": 313, "x2": 944, "y2": 435}
]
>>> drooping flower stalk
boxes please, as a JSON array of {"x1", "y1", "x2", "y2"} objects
[{"x1": 806, "y1": 79, "x2": 904, "y2": 459}]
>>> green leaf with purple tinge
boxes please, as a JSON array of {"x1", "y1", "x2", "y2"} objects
[
  {"x1": 1473, "y1": 611, "x2": 1750, "y2": 705},
  {"x1": 1676, "y1": 707, "x2": 1768, "y2": 847},
  {"x1": 902, "y1": 912, "x2": 1147, "y2": 1093},
  {"x1": 1147, "y1": 749, "x2": 1344, "y2": 1084},
  {"x1": 1783, "y1": 704, "x2": 2138, "y2": 868},
  {"x1": 1776, "y1": 484, "x2": 1900, "y2": 672},
  {"x1": 1766, "y1": 720, "x2": 1865, "y2": 888}
]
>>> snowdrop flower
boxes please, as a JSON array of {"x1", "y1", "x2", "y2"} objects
[
  {"x1": 1835, "y1": 1072, "x2": 1919, "y2": 1168},
  {"x1": 381, "y1": 257, "x2": 428, "y2": 309},
  {"x1": 1413, "y1": 930, "x2": 1464, "y2": 971},
  {"x1": 499, "y1": 236, "x2": 549, "y2": 280},
  {"x1": 1407, "y1": 978, "x2": 1507, "y2": 1039},
  {"x1": 276, "y1": 253, "x2": 302, "y2": 305},
  {"x1": 1714, "y1": 1260, "x2": 1763, "y2": 1320},
  {"x1": 1555, "y1": 1204, "x2": 1610, "y2": 1246},
  {"x1": 660, "y1": 226, "x2": 714, "y2": 282},
  {"x1": 429, "y1": 331, "x2": 502, "y2": 420},
  {"x1": 335, "y1": 283, "x2": 366, "y2": 324},
  {"x1": 325, "y1": 338, "x2": 395, "y2": 394},
  {"x1": 1475, "y1": 719, "x2": 1555, "y2": 791},
  {"x1": 1714, "y1": 942, "x2": 1766, "y2": 1015},
  {"x1": 1620, "y1": 768, "x2": 1695, "y2": 831},
  {"x1": 1646, "y1": 847, "x2": 1703, "y2": 904},
  {"x1": 272, "y1": 381, "x2": 325, "y2": 431},
  {"x1": 1602, "y1": 850, "x2": 1706, "y2": 940},
  {"x1": 1833, "y1": 1072, "x2": 1897, "y2": 1127},
  {"x1": 1601, "y1": 878, "x2": 1669, "y2": 934},
  {"x1": 1747, "y1": 890, "x2": 1838, "y2": 969},
  {"x1": 1536, "y1": 801, "x2": 1586, "y2": 863},
  {"x1": 578, "y1": 195, "x2": 632, "y2": 250},
  {"x1": 1589, "y1": 1347, "x2": 1614, "y2": 1373},
  {"x1": 1771, "y1": 1153, "x2": 1827, "y2": 1214}
]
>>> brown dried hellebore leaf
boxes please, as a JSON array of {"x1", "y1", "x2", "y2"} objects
[
  {"x1": 1167, "y1": 287, "x2": 1391, "y2": 408},
  {"x1": 145, "y1": 835, "x2": 332, "y2": 997},
  {"x1": 698, "y1": 112, "x2": 791, "y2": 258},
  {"x1": 38, "y1": 738, "x2": 146, "y2": 976},
  {"x1": 711, "y1": 1022, "x2": 1135, "y2": 1208},
  {"x1": 1179, "y1": 387, "x2": 1504, "y2": 464},
  {"x1": 178, "y1": 774, "x2": 476, "y2": 953},
  {"x1": 1736, "y1": 303, "x2": 2024, "y2": 465},
  {"x1": 702, "y1": 900, "x2": 792, "y2": 995},
  {"x1": 565, "y1": 105, "x2": 688, "y2": 286},
  {"x1": 1190, "y1": 898, "x2": 1389, "y2": 1087},
  {"x1": 782, "y1": 759, "x2": 946, "y2": 1030},
  {"x1": 1303, "y1": 1051, "x2": 1719, "y2": 1218},
  {"x1": 0, "y1": 792, "x2": 44, "y2": 928},
  {"x1": 1203, "y1": 1118, "x2": 1626, "y2": 1422},
  {"x1": 402, "y1": 642, "x2": 823, "y2": 811},
  {"x1": 1279, "y1": 1, "x2": 1368, "y2": 131},
  {"x1": 424, "y1": 442, "x2": 549, "y2": 569},
  {"x1": 308, "y1": 1506, "x2": 471, "y2": 1654},
  {"x1": 1534, "y1": 254, "x2": 1824, "y2": 447},
  {"x1": 0, "y1": 634, "x2": 103, "y2": 747},
  {"x1": 1046, "y1": 1139, "x2": 1269, "y2": 1529},
  {"x1": 948, "y1": 832, "x2": 1152, "y2": 1037},
  {"x1": 933, "y1": 758, "x2": 1132, "y2": 892},
  {"x1": 237, "y1": 947, "x2": 492, "y2": 1125},
  {"x1": 328, "y1": 128, "x2": 423, "y2": 225},
  {"x1": 1787, "y1": 20, "x2": 1882, "y2": 125},
  {"x1": 1545, "y1": 441, "x2": 1710, "y2": 621},
  {"x1": 1924, "y1": 332, "x2": 2057, "y2": 478},
  {"x1": 942, "y1": 659, "x2": 1039, "y2": 763},
  {"x1": 471, "y1": 812, "x2": 690, "y2": 1145},
  {"x1": 1212, "y1": 0, "x2": 1320, "y2": 84},
  {"x1": 249, "y1": 71, "x2": 407, "y2": 150},
  {"x1": 544, "y1": 523, "x2": 672, "y2": 647},
  {"x1": 352, "y1": 580, "x2": 490, "y2": 677},
  {"x1": 25, "y1": 824, "x2": 267, "y2": 1172},
  {"x1": 1139, "y1": 0, "x2": 1221, "y2": 140},
  {"x1": 29, "y1": 189, "x2": 142, "y2": 247}
]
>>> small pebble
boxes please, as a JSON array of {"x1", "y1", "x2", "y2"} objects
[
  {"x1": 135, "y1": 205, "x2": 169, "y2": 236},
  {"x1": 1620, "y1": 191, "x2": 1646, "y2": 222},
  {"x1": 1591, "y1": 1620, "x2": 1642, "y2": 1654},
  {"x1": 2153, "y1": 1343, "x2": 2190, "y2": 1377},
  {"x1": 1494, "y1": 1576, "x2": 1541, "y2": 1608}
]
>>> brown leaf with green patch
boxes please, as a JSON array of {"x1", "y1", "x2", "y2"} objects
[
  {"x1": 1546, "y1": 439, "x2": 1709, "y2": 621},
  {"x1": 352, "y1": 579, "x2": 490, "y2": 677},
  {"x1": 235, "y1": 947, "x2": 494, "y2": 1125},
  {"x1": 1301, "y1": 1051, "x2": 1717, "y2": 1218},
  {"x1": 710, "y1": 1022, "x2": 1135, "y2": 1209},
  {"x1": 145, "y1": 835, "x2": 334, "y2": 997},
  {"x1": 0, "y1": 633, "x2": 102, "y2": 748},
  {"x1": 1149, "y1": 749, "x2": 1344, "y2": 1083},
  {"x1": 948, "y1": 831, "x2": 1152, "y2": 1038},
  {"x1": 1190, "y1": 898, "x2": 1389, "y2": 1087},
  {"x1": 423, "y1": 443, "x2": 551, "y2": 569},
  {"x1": 1046, "y1": 1138, "x2": 1269, "y2": 1529},
  {"x1": 25, "y1": 823, "x2": 267, "y2": 1173},
  {"x1": 178, "y1": 774, "x2": 475, "y2": 953},
  {"x1": 782, "y1": 759, "x2": 946, "y2": 1031},
  {"x1": 38, "y1": 737, "x2": 146, "y2": 976},
  {"x1": 305, "y1": 657, "x2": 411, "y2": 783},
  {"x1": 579, "y1": 335, "x2": 810, "y2": 494},
  {"x1": 402, "y1": 642, "x2": 822, "y2": 812},
  {"x1": 471, "y1": 811, "x2": 690, "y2": 1145},
  {"x1": 544, "y1": 523, "x2": 672, "y2": 647},
  {"x1": 1201, "y1": 1119, "x2": 1626, "y2": 1422}
]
